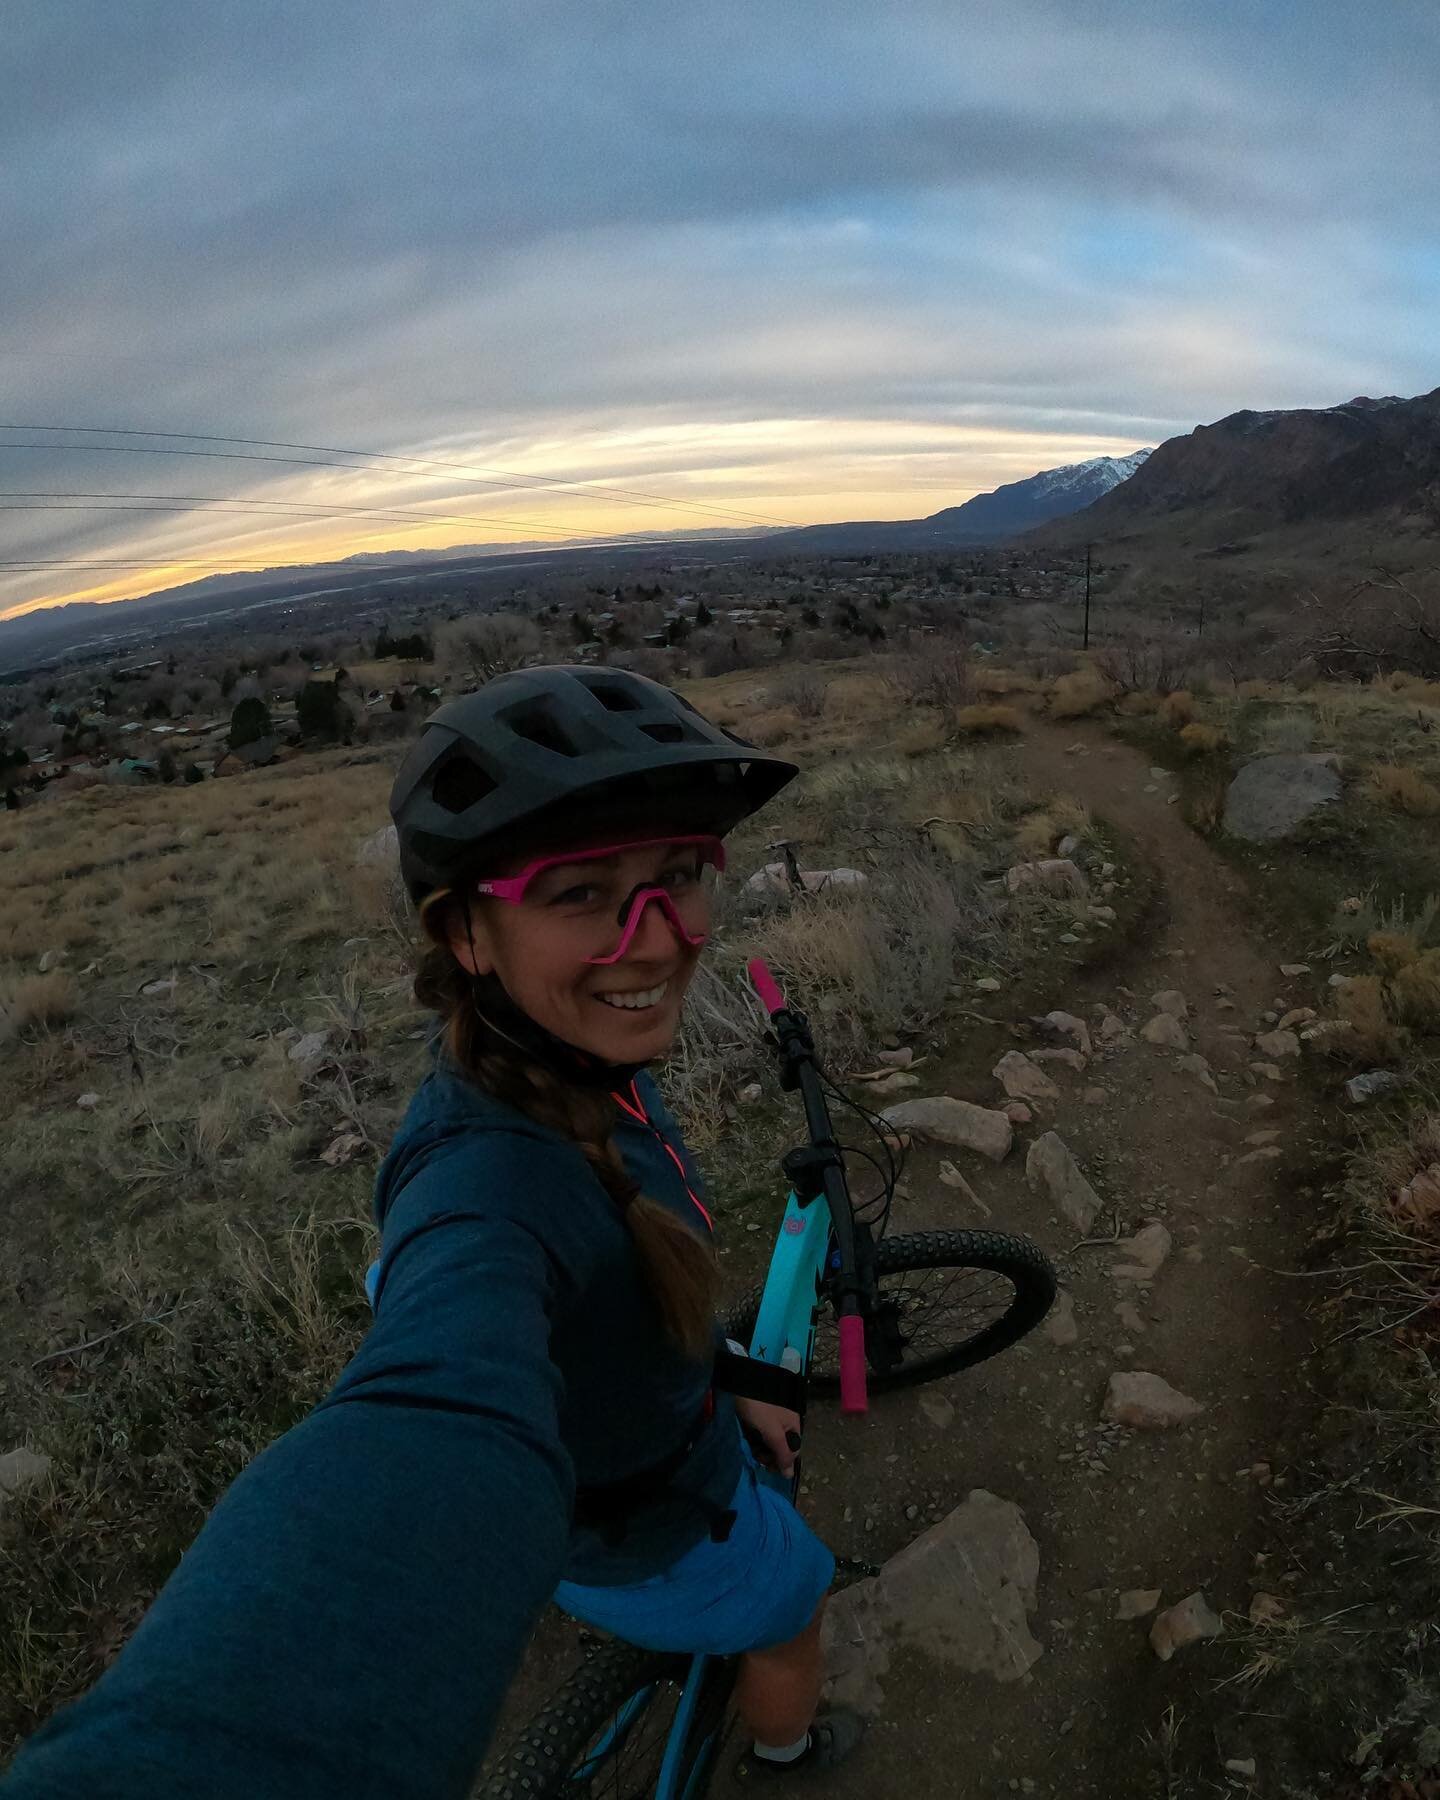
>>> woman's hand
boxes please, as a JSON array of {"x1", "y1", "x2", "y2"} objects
[{"x1": 735, "y1": 1396, "x2": 803, "y2": 1477}]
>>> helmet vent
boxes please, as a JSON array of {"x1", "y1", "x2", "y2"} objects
[
  {"x1": 431, "y1": 754, "x2": 498, "y2": 815},
  {"x1": 506, "y1": 705, "x2": 580, "y2": 757},
  {"x1": 589, "y1": 683, "x2": 642, "y2": 713},
  {"x1": 640, "y1": 720, "x2": 690, "y2": 745}
]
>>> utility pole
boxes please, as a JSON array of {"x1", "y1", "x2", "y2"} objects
[
  {"x1": 1198, "y1": 591, "x2": 1206, "y2": 640},
  {"x1": 1083, "y1": 545, "x2": 1092, "y2": 650}
]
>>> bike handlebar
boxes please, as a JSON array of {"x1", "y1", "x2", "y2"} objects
[
  {"x1": 747, "y1": 957, "x2": 786, "y2": 1017},
  {"x1": 836, "y1": 1314, "x2": 870, "y2": 1416}
]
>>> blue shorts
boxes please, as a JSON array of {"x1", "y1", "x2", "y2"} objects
[{"x1": 554, "y1": 1445, "x2": 834, "y2": 1656}]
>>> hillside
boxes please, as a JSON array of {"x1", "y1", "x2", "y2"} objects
[
  {"x1": 1037, "y1": 387, "x2": 1440, "y2": 558},
  {"x1": 758, "y1": 452, "x2": 1152, "y2": 555}
]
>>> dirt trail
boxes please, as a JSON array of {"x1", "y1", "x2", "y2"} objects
[{"x1": 716, "y1": 721, "x2": 1324, "y2": 1797}]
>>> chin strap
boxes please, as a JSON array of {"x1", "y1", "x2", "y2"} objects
[{"x1": 470, "y1": 972, "x2": 648, "y2": 1090}]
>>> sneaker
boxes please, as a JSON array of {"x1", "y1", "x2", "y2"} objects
[{"x1": 736, "y1": 1708, "x2": 867, "y2": 1778}]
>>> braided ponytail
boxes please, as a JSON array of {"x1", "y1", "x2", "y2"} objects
[{"x1": 415, "y1": 906, "x2": 719, "y2": 1361}]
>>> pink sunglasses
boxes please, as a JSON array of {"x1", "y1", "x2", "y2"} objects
[{"x1": 473, "y1": 835, "x2": 726, "y2": 966}]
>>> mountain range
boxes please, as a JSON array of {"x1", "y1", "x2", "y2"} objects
[{"x1": 762, "y1": 450, "x2": 1152, "y2": 554}]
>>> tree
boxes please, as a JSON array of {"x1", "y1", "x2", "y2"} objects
[
  {"x1": 375, "y1": 626, "x2": 433, "y2": 660},
  {"x1": 220, "y1": 668, "x2": 238, "y2": 699},
  {"x1": 228, "y1": 696, "x2": 273, "y2": 750},
  {"x1": 695, "y1": 599, "x2": 714, "y2": 628},
  {"x1": 389, "y1": 688, "x2": 408, "y2": 712},
  {"x1": 572, "y1": 611, "x2": 595, "y2": 643},
  {"x1": 183, "y1": 763, "x2": 205, "y2": 784},
  {"x1": 297, "y1": 679, "x2": 349, "y2": 740},
  {"x1": 436, "y1": 614, "x2": 543, "y2": 687},
  {"x1": 156, "y1": 748, "x2": 179, "y2": 783}
]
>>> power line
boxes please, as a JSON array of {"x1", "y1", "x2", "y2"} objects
[
  {"x1": 0, "y1": 424, "x2": 797, "y2": 529},
  {"x1": 0, "y1": 491, "x2": 610, "y2": 538}
]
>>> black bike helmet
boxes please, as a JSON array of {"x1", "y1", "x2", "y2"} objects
[{"x1": 391, "y1": 663, "x2": 797, "y2": 903}]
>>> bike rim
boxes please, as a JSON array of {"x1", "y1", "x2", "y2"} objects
[{"x1": 818, "y1": 1261, "x2": 1021, "y2": 1376}]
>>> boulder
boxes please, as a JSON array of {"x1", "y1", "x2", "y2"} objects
[
  {"x1": 1248, "y1": 1591, "x2": 1287, "y2": 1626},
  {"x1": 1025, "y1": 1131, "x2": 1102, "y2": 1232},
  {"x1": 880, "y1": 1097, "x2": 1013, "y2": 1163},
  {"x1": 1254, "y1": 1029, "x2": 1301, "y2": 1060},
  {"x1": 993, "y1": 1051, "x2": 1060, "y2": 1102},
  {"x1": 1043, "y1": 1289, "x2": 1078, "y2": 1346},
  {"x1": 973, "y1": 976, "x2": 1003, "y2": 994},
  {"x1": 1004, "y1": 858, "x2": 1088, "y2": 898},
  {"x1": 1040, "y1": 1010, "x2": 1092, "y2": 1055},
  {"x1": 1103, "y1": 1371, "x2": 1204, "y2": 1429},
  {"x1": 288, "y1": 1030, "x2": 333, "y2": 1068},
  {"x1": 1111, "y1": 1223, "x2": 1172, "y2": 1283},
  {"x1": 1029, "y1": 1047, "x2": 1087, "y2": 1072},
  {"x1": 1149, "y1": 1591, "x2": 1224, "y2": 1661},
  {"x1": 1175, "y1": 1052, "x2": 1218, "y2": 1093},
  {"x1": 746, "y1": 863, "x2": 868, "y2": 896},
  {"x1": 355, "y1": 823, "x2": 400, "y2": 868},
  {"x1": 1344, "y1": 1069, "x2": 1408, "y2": 1106},
  {"x1": 875, "y1": 1046, "x2": 915, "y2": 1069},
  {"x1": 1098, "y1": 1012, "x2": 1131, "y2": 1044},
  {"x1": 1141, "y1": 1013, "x2": 1189, "y2": 1051},
  {"x1": 76, "y1": 1092, "x2": 100, "y2": 1110},
  {"x1": 1223, "y1": 754, "x2": 1342, "y2": 843},
  {"x1": 1151, "y1": 989, "x2": 1190, "y2": 1019},
  {"x1": 1116, "y1": 1588, "x2": 1162, "y2": 1620},
  {"x1": 823, "y1": 1491, "x2": 1042, "y2": 1712}
]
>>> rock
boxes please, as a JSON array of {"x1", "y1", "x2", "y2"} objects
[
  {"x1": 864, "y1": 1070, "x2": 922, "y2": 1096},
  {"x1": 1248, "y1": 1591, "x2": 1286, "y2": 1626},
  {"x1": 1087, "y1": 904, "x2": 1117, "y2": 923},
  {"x1": 0, "y1": 1447, "x2": 51, "y2": 1512},
  {"x1": 1003, "y1": 1101, "x2": 1032, "y2": 1125},
  {"x1": 875, "y1": 1046, "x2": 915, "y2": 1069},
  {"x1": 993, "y1": 1051, "x2": 1061, "y2": 1102},
  {"x1": 1176, "y1": 1053, "x2": 1218, "y2": 1093},
  {"x1": 1026, "y1": 1131, "x2": 1102, "y2": 1232},
  {"x1": 1141, "y1": 1013, "x2": 1190, "y2": 1051},
  {"x1": 1149, "y1": 1591, "x2": 1223, "y2": 1660},
  {"x1": 746, "y1": 863, "x2": 869, "y2": 896},
  {"x1": 1279, "y1": 962, "x2": 1311, "y2": 976},
  {"x1": 1102, "y1": 1371, "x2": 1204, "y2": 1429},
  {"x1": 881, "y1": 1097, "x2": 1013, "y2": 1162},
  {"x1": 319, "y1": 1131, "x2": 369, "y2": 1168},
  {"x1": 288, "y1": 1030, "x2": 333, "y2": 1067},
  {"x1": 1098, "y1": 1012, "x2": 1131, "y2": 1044},
  {"x1": 1246, "y1": 1094, "x2": 1276, "y2": 1112},
  {"x1": 738, "y1": 1081, "x2": 762, "y2": 1103},
  {"x1": 140, "y1": 976, "x2": 178, "y2": 997},
  {"x1": 974, "y1": 976, "x2": 1003, "y2": 993},
  {"x1": 1115, "y1": 1588, "x2": 1162, "y2": 1620},
  {"x1": 37, "y1": 949, "x2": 61, "y2": 973},
  {"x1": 1149, "y1": 766, "x2": 1167, "y2": 779},
  {"x1": 919, "y1": 1391, "x2": 956, "y2": 1431},
  {"x1": 1005, "y1": 858, "x2": 1088, "y2": 898},
  {"x1": 1224, "y1": 1758, "x2": 1257, "y2": 1779},
  {"x1": 1223, "y1": 754, "x2": 1342, "y2": 842},
  {"x1": 1396, "y1": 1165, "x2": 1440, "y2": 1226},
  {"x1": 823, "y1": 1491, "x2": 1043, "y2": 1711},
  {"x1": 1058, "y1": 933, "x2": 1080, "y2": 945},
  {"x1": 1044, "y1": 1289, "x2": 1078, "y2": 1346},
  {"x1": 1082, "y1": 1086, "x2": 1107, "y2": 1106},
  {"x1": 1245, "y1": 1129, "x2": 1282, "y2": 1146},
  {"x1": 1042, "y1": 1010, "x2": 1093, "y2": 1055},
  {"x1": 1030, "y1": 1047, "x2": 1087, "y2": 1072},
  {"x1": 1151, "y1": 989, "x2": 1189, "y2": 1019},
  {"x1": 1250, "y1": 1061, "x2": 1283, "y2": 1081},
  {"x1": 1344, "y1": 1069, "x2": 1409, "y2": 1106},
  {"x1": 1277, "y1": 1008, "x2": 1316, "y2": 1031},
  {"x1": 76, "y1": 1092, "x2": 100, "y2": 1110},
  {"x1": 1115, "y1": 1300, "x2": 1146, "y2": 1334},
  {"x1": 1238, "y1": 1146, "x2": 1283, "y2": 1166},
  {"x1": 1057, "y1": 833, "x2": 1079, "y2": 857},
  {"x1": 356, "y1": 823, "x2": 400, "y2": 867},
  {"x1": 1100, "y1": 861, "x2": 1117, "y2": 877},
  {"x1": 937, "y1": 1162, "x2": 990, "y2": 1216},
  {"x1": 1254, "y1": 1029, "x2": 1301, "y2": 1060},
  {"x1": 1111, "y1": 1223, "x2": 1172, "y2": 1282}
]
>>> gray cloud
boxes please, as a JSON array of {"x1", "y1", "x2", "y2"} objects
[{"x1": 3, "y1": 0, "x2": 1439, "y2": 613}]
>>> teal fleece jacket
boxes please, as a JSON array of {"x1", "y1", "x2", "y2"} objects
[{"x1": 2, "y1": 1062, "x2": 739, "y2": 1799}]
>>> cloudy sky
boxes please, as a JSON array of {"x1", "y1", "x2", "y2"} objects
[{"x1": 4, "y1": 1, "x2": 1438, "y2": 620}]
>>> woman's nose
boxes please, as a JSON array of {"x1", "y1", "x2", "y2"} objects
[{"x1": 619, "y1": 891, "x2": 680, "y2": 960}]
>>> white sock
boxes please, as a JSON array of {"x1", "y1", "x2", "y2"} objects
[{"x1": 753, "y1": 1731, "x2": 812, "y2": 1765}]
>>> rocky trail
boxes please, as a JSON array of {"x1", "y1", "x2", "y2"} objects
[{"x1": 713, "y1": 721, "x2": 1326, "y2": 1798}]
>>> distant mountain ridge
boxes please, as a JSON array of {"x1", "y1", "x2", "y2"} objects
[
  {"x1": 1040, "y1": 387, "x2": 1440, "y2": 552},
  {"x1": 763, "y1": 450, "x2": 1153, "y2": 554}
]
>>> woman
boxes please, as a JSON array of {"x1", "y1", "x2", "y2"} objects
[{"x1": 4, "y1": 665, "x2": 862, "y2": 1798}]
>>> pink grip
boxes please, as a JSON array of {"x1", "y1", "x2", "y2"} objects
[
  {"x1": 837, "y1": 1315, "x2": 869, "y2": 1416},
  {"x1": 748, "y1": 958, "x2": 786, "y2": 1016}
]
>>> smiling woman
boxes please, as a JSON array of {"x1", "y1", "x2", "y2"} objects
[{"x1": 1, "y1": 664, "x2": 874, "y2": 1797}]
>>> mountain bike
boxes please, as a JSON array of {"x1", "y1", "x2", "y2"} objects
[{"x1": 478, "y1": 959, "x2": 1056, "y2": 1799}]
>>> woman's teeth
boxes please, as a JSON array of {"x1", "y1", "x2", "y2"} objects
[{"x1": 596, "y1": 981, "x2": 670, "y2": 1011}]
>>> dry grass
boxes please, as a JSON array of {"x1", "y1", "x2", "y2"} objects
[
  {"x1": 1332, "y1": 975, "x2": 1408, "y2": 1063},
  {"x1": 0, "y1": 971, "x2": 78, "y2": 1042},
  {"x1": 894, "y1": 713, "x2": 950, "y2": 757},
  {"x1": 1161, "y1": 689, "x2": 1197, "y2": 727},
  {"x1": 1012, "y1": 795, "x2": 1091, "y2": 859},
  {"x1": 951, "y1": 703, "x2": 1024, "y2": 737},
  {"x1": 972, "y1": 667, "x2": 1038, "y2": 699},
  {"x1": 1368, "y1": 761, "x2": 1440, "y2": 816},
  {"x1": 1367, "y1": 931, "x2": 1421, "y2": 975},
  {"x1": 1048, "y1": 667, "x2": 1114, "y2": 720},
  {"x1": 1390, "y1": 950, "x2": 1440, "y2": 1031}
]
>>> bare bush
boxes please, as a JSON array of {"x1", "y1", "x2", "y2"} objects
[
  {"x1": 770, "y1": 667, "x2": 828, "y2": 718},
  {"x1": 885, "y1": 646, "x2": 973, "y2": 719},
  {"x1": 1093, "y1": 634, "x2": 1195, "y2": 694},
  {"x1": 1300, "y1": 570, "x2": 1440, "y2": 681}
]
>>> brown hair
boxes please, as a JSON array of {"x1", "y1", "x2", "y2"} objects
[{"x1": 416, "y1": 891, "x2": 720, "y2": 1360}]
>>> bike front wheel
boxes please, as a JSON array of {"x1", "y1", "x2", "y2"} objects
[
  {"x1": 726, "y1": 1229, "x2": 1056, "y2": 1395},
  {"x1": 477, "y1": 1638, "x2": 734, "y2": 1799}
]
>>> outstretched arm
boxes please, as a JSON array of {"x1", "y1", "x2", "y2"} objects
[{"x1": 2, "y1": 1199, "x2": 573, "y2": 1800}]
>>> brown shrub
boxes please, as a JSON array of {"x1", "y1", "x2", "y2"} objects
[
  {"x1": 1368, "y1": 931, "x2": 1421, "y2": 975},
  {"x1": 1179, "y1": 722, "x2": 1226, "y2": 756},
  {"x1": 1390, "y1": 950, "x2": 1440, "y2": 1032},
  {"x1": 0, "y1": 972, "x2": 78, "y2": 1042},
  {"x1": 1049, "y1": 668, "x2": 1113, "y2": 720},
  {"x1": 1368, "y1": 762, "x2": 1440, "y2": 816},
  {"x1": 1162, "y1": 690, "x2": 1197, "y2": 727},
  {"x1": 894, "y1": 714, "x2": 949, "y2": 758},
  {"x1": 952, "y1": 704, "x2": 1024, "y2": 737},
  {"x1": 1334, "y1": 975, "x2": 1407, "y2": 1062},
  {"x1": 1117, "y1": 690, "x2": 1163, "y2": 717}
]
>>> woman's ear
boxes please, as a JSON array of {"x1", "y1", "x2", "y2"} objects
[{"x1": 444, "y1": 899, "x2": 496, "y2": 978}]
